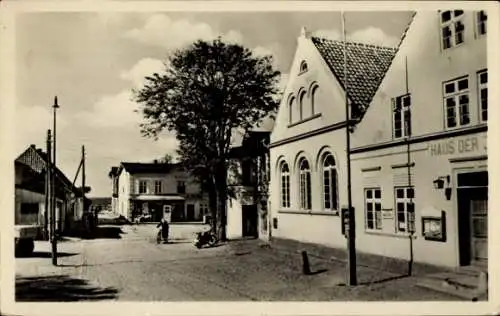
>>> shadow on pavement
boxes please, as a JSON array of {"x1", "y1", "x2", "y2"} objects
[
  {"x1": 16, "y1": 275, "x2": 119, "y2": 301},
  {"x1": 65, "y1": 226, "x2": 125, "y2": 240},
  {"x1": 27, "y1": 251, "x2": 79, "y2": 259}
]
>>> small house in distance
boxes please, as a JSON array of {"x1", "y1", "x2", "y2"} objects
[{"x1": 109, "y1": 161, "x2": 209, "y2": 223}]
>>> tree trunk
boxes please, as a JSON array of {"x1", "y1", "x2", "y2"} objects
[{"x1": 214, "y1": 162, "x2": 228, "y2": 241}]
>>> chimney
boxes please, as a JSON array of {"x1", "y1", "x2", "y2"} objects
[
  {"x1": 153, "y1": 159, "x2": 158, "y2": 164},
  {"x1": 30, "y1": 144, "x2": 36, "y2": 149}
]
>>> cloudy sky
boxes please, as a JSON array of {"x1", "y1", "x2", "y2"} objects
[{"x1": 15, "y1": 10, "x2": 414, "y2": 197}]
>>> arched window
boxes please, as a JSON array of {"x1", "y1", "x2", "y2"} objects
[
  {"x1": 280, "y1": 162, "x2": 290, "y2": 208},
  {"x1": 322, "y1": 153, "x2": 338, "y2": 211},
  {"x1": 299, "y1": 90, "x2": 306, "y2": 121},
  {"x1": 300, "y1": 61, "x2": 308, "y2": 73},
  {"x1": 311, "y1": 84, "x2": 319, "y2": 115},
  {"x1": 299, "y1": 158, "x2": 312, "y2": 210},
  {"x1": 289, "y1": 96, "x2": 295, "y2": 124}
]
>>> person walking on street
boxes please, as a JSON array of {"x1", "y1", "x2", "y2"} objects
[{"x1": 157, "y1": 216, "x2": 169, "y2": 243}]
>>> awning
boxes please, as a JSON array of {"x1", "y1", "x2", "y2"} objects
[{"x1": 133, "y1": 195, "x2": 185, "y2": 201}]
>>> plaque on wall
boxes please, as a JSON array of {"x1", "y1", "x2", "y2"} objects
[{"x1": 382, "y1": 208, "x2": 393, "y2": 219}]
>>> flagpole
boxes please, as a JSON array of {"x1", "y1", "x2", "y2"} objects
[{"x1": 342, "y1": 10, "x2": 357, "y2": 286}]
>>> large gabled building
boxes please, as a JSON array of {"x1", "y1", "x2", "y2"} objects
[{"x1": 269, "y1": 10, "x2": 488, "y2": 269}]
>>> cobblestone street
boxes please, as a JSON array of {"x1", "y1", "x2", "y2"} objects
[{"x1": 15, "y1": 223, "x2": 460, "y2": 301}]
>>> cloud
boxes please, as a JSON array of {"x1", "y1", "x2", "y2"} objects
[
  {"x1": 314, "y1": 27, "x2": 400, "y2": 47},
  {"x1": 124, "y1": 14, "x2": 243, "y2": 50},
  {"x1": 15, "y1": 104, "x2": 69, "y2": 155},
  {"x1": 79, "y1": 90, "x2": 140, "y2": 128},
  {"x1": 120, "y1": 57, "x2": 165, "y2": 89}
]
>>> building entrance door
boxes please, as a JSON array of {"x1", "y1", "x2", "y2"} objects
[
  {"x1": 457, "y1": 170, "x2": 488, "y2": 266},
  {"x1": 186, "y1": 204, "x2": 195, "y2": 221}
]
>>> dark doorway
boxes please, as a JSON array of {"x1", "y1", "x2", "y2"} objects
[
  {"x1": 186, "y1": 204, "x2": 195, "y2": 221},
  {"x1": 457, "y1": 171, "x2": 488, "y2": 266},
  {"x1": 242, "y1": 205, "x2": 258, "y2": 238}
]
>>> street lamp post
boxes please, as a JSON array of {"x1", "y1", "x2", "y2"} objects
[{"x1": 51, "y1": 96, "x2": 60, "y2": 266}]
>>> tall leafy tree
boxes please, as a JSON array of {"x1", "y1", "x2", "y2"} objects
[{"x1": 134, "y1": 38, "x2": 280, "y2": 240}]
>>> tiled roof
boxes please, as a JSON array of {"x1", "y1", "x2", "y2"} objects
[
  {"x1": 311, "y1": 37, "x2": 398, "y2": 119},
  {"x1": 15, "y1": 145, "x2": 74, "y2": 190},
  {"x1": 120, "y1": 162, "x2": 182, "y2": 174}
]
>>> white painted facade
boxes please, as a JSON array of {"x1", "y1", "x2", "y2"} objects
[{"x1": 269, "y1": 11, "x2": 488, "y2": 268}]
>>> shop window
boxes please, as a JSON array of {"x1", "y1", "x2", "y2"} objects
[
  {"x1": 395, "y1": 187, "x2": 415, "y2": 233},
  {"x1": 139, "y1": 180, "x2": 147, "y2": 194},
  {"x1": 365, "y1": 188, "x2": 382, "y2": 230},
  {"x1": 443, "y1": 76, "x2": 470, "y2": 128},
  {"x1": 440, "y1": 10, "x2": 465, "y2": 50},
  {"x1": 280, "y1": 162, "x2": 291, "y2": 208},
  {"x1": 476, "y1": 10, "x2": 487, "y2": 36},
  {"x1": 299, "y1": 158, "x2": 312, "y2": 210},
  {"x1": 322, "y1": 153, "x2": 338, "y2": 212},
  {"x1": 177, "y1": 181, "x2": 186, "y2": 194},
  {"x1": 478, "y1": 70, "x2": 487, "y2": 122},
  {"x1": 392, "y1": 94, "x2": 412, "y2": 139},
  {"x1": 154, "y1": 180, "x2": 162, "y2": 194}
]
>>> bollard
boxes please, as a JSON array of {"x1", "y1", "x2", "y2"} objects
[{"x1": 302, "y1": 251, "x2": 311, "y2": 275}]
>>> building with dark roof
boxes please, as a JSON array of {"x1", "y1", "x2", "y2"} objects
[
  {"x1": 15, "y1": 144, "x2": 85, "y2": 237},
  {"x1": 269, "y1": 10, "x2": 488, "y2": 270},
  {"x1": 109, "y1": 161, "x2": 208, "y2": 222}
]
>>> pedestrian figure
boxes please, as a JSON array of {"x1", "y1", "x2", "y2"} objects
[{"x1": 157, "y1": 217, "x2": 169, "y2": 243}]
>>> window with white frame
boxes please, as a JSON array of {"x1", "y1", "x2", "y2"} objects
[
  {"x1": 392, "y1": 94, "x2": 412, "y2": 139},
  {"x1": 440, "y1": 10, "x2": 465, "y2": 50},
  {"x1": 177, "y1": 181, "x2": 186, "y2": 194},
  {"x1": 154, "y1": 180, "x2": 162, "y2": 194},
  {"x1": 478, "y1": 70, "x2": 487, "y2": 122},
  {"x1": 299, "y1": 158, "x2": 312, "y2": 210},
  {"x1": 477, "y1": 10, "x2": 487, "y2": 35},
  {"x1": 322, "y1": 154, "x2": 338, "y2": 211},
  {"x1": 139, "y1": 180, "x2": 147, "y2": 194},
  {"x1": 444, "y1": 77, "x2": 470, "y2": 128},
  {"x1": 200, "y1": 203, "x2": 209, "y2": 215},
  {"x1": 280, "y1": 162, "x2": 290, "y2": 208},
  {"x1": 289, "y1": 96, "x2": 295, "y2": 124},
  {"x1": 365, "y1": 188, "x2": 382, "y2": 230},
  {"x1": 395, "y1": 187, "x2": 415, "y2": 233},
  {"x1": 299, "y1": 90, "x2": 306, "y2": 121}
]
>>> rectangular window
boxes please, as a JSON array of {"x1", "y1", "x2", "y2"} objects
[
  {"x1": 392, "y1": 94, "x2": 411, "y2": 139},
  {"x1": 440, "y1": 10, "x2": 465, "y2": 50},
  {"x1": 139, "y1": 180, "x2": 147, "y2": 194},
  {"x1": 477, "y1": 10, "x2": 487, "y2": 36},
  {"x1": 154, "y1": 180, "x2": 162, "y2": 194},
  {"x1": 478, "y1": 70, "x2": 487, "y2": 122},
  {"x1": 365, "y1": 188, "x2": 382, "y2": 230},
  {"x1": 395, "y1": 187, "x2": 415, "y2": 233},
  {"x1": 444, "y1": 77, "x2": 470, "y2": 128},
  {"x1": 177, "y1": 181, "x2": 186, "y2": 194}
]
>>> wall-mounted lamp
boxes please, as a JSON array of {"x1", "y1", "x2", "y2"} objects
[{"x1": 433, "y1": 175, "x2": 450, "y2": 190}]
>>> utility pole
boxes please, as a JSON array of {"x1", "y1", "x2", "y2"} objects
[
  {"x1": 342, "y1": 11, "x2": 357, "y2": 286},
  {"x1": 45, "y1": 130, "x2": 52, "y2": 241},
  {"x1": 44, "y1": 130, "x2": 50, "y2": 240},
  {"x1": 51, "y1": 96, "x2": 59, "y2": 266},
  {"x1": 82, "y1": 145, "x2": 86, "y2": 231}
]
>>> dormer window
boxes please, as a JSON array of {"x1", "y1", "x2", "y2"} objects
[
  {"x1": 440, "y1": 10, "x2": 465, "y2": 50},
  {"x1": 300, "y1": 61, "x2": 308, "y2": 73}
]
